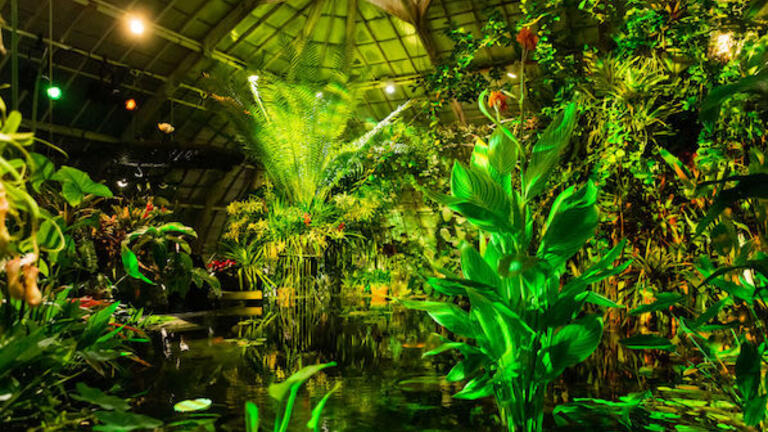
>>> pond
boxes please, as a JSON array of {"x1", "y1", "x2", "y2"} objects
[{"x1": 131, "y1": 305, "x2": 642, "y2": 431}]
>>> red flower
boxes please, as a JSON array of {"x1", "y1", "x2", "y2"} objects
[
  {"x1": 516, "y1": 27, "x2": 539, "y2": 52},
  {"x1": 337, "y1": 222, "x2": 346, "y2": 232},
  {"x1": 303, "y1": 213, "x2": 312, "y2": 227},
  {"x1": 487, "y1": 91, "x2": 508, "y2": 112},
  {"x1": 142, "y1": 201, "x2": 154, "y2": 219}
]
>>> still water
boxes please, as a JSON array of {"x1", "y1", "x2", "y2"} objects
[{"x1": 134, "y1": 307, "x2": 502, "y2": 431}]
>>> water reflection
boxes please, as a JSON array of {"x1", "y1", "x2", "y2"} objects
[{"x1": 135, "y1": 305, "x2": 499, "y2": 431}]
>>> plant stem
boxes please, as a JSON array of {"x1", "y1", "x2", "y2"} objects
[{"x1": 518, "y1": 49, "x2": 527, "y2": 140}]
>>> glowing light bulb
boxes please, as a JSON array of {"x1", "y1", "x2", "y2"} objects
[
  {"x1": 129, "y1": 17, "x2": 146, "y2": 35},
  {"x1": 46, "y1": 86, "x2": 62, "y2": 100},
  {"x1": 710, "y1": 31, "x2": 739, "y2": 60},
  {"x1": 385, "y1": 84, "x2": 396, "y2": 94},
  {"x1": 316, "y1": 92, "x2": 323, "y2": 98},
  {"x1": 507, "y1": 72, "x2": 518, "y2": 79},
  {"x1": 125, "y1": 98, "x2": 138, "y2": 111},
  {"x1": 117, "y1": 179, "x2": 129, "y2": 188}
]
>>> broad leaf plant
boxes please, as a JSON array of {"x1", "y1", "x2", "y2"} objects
[{"x1": 405, "y1": 92, "x2": 629, "y2": 432}]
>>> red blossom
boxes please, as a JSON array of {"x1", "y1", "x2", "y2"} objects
[
  {"x1": 303, "y1": 213, "x2": 312, "y2": 227},
  {"x1": 516, "y1": 27, "x2": 539, "y2": 52},
  {"x1": 337, "y1": 222, "x2": 346, "y2": 232},
  {"x1": 208, "y1": 259, "x2": 237, "y2": 273},
  {"x1": 487, "y1": 91, "x2": 508, "y2": 112},
  {"x1": 142, "y1": 201, "x2": 154, "y2": 219}
]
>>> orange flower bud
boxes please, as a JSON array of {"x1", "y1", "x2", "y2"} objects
[
  {"x1": 487, "y1": 91, "x2": 508, "y2": 112},
  {"x1": 23, "y1": 265, "x2": 41, "y2": 307},
  {"x1": 6, "y1": 257, "x2": 23, "y2": 299},
  {"x1": 516, "y1": 27, "x2": 539, "y2": 52}
]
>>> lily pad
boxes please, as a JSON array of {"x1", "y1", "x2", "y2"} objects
[{"x1": 174, "y1": 398, "x2": 212, "y2": 412}]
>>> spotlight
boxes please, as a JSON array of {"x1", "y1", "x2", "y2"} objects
[
  {"x1": 46, "y1": 85, "x2": 62, "y2": 100},
  {"x1": 316, "y1": 92, "x2": 323, "y2": 98},
  {"x1": 507, "y1": 72, "x2": 518, "y2": 79},
  {"x1": 117, "y1": 179, "x2": 129, "y2": 188},
  {"x1": 128, "y1": 17, "x2": 146, "y2": 36},
  {"x1": 125, "y1": 98, "x2": 138, "y2": 111},
  {"x1": 385, "y1": 84, "x2": 396, "y2": 94},
  {"x1": 710, "y1": 31, "x2": 740, "y2": 61}
]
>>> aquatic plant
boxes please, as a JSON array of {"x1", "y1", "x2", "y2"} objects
[{"x1": 405, "y1": 93, "x2": 629, "y2": 432}]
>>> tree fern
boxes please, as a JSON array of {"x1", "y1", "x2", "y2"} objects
[{"x1": 209, "y1": 41, "x2": 410, "y2": 209}]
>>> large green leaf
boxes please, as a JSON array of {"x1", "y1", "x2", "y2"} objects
[
  {"x1": 578, "y1": 240, "x2": 631, "y2": 284},
  {"x1": 157, "y1": 222, "x2": 198, "y2": 238},
  {"x1": 121, "y1": 246, "x2": 154, "y2": 285},
  {"x1": 701, "y1": 71, "x2": 768, "y2": 123},
  {"x1": 746, "y1": 0, "x2": 768, "y2": 19},
  {"x1": 72, "y1": 383, "x2": 130, "y2": 411},
  {"x1": 268, "y1": 362, "x2": 336, "y2": 403},
  {"x1": 93, "y1": 411, "x2": 163, "y2": 432},
  {"x1": 446, "y1": 352, "x2": 487, "y2": 382},
  {"x1": 423, "y1": 189, "x2": 511, "y2": 232},
  {"x1": 629, "y1": 293, "x2": 683, "y2": 315},
  {"x1": 51, "y1": 166, "x2": 113, "y2": 207},
  {"x1": 620, "y1": 335, "x2": 675, "y2": 352},
  {"x1": 78, "y1": 302, "x2": 120, "y2": 349},
  {"x1": 522, "y1": 103, "x2": 578, "y2": 200},
  {"x1": 427, "y1": 277, "x2": 496, "y2": 297},
  {"x1": 37, "y1": 217, "x2": 65, "y2": 252},
  {"x1": 744, "y1": 394, "x2": 768, "y2": 426},
  {"x1": 736, "y1": 342, "x2": 762, "y2": 401},
  {"x1": 460, "y1": 242, "x2": 501, "y2": 289},
  {"x1": 696, "y1": 174, "x2": 768, "y2": 235},
  {"x1": 538, "y1": 183, "x2": 599, "y2": 269},
  {"x1": 466, "y1": 288, "x2": 534, "y2": 361},
  {"x1": 449, "y1": 161, "x2": 512, "y2": 231},
  {"x1": 487, "y1": 126, "x2": 519, "y2": 176},
  {"x1": 29, "y1": 153, "x2": 55, "y2": 193},
  {"x1": 547, "y1": 314, "x2": 603, "y2": 377},
  {"x1": 245, "y1": 401, "x2": 259, "y2": 432},
  {"x1": 453, "y1": 374, "x2": 494, "y2": 400},
  {"x1": 422, "y1": 341, "x2": 484, "y2": 358},
  {"x1": 401, "y1": 300, "x2": 477, "y2": 338}
]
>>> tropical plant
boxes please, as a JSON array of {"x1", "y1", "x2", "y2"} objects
[
  {"x1": 0, "y1": 289, "x2": 145, "y2": 427},
  {"x1": 120, "y1": 222, "x2": 220, "y2": 303},
  {"x1": 210, "y1": 42, "x2": 409, "y2": 209},
  {"x1": 244, "y1": 362, "x2": 340, "y2": 432},
  {"x1": 621, "y1": 149, "x2": 768, "y2": 427},
  {"x1": 404, "y1": 93, "x2": 629, "y2": 432}
]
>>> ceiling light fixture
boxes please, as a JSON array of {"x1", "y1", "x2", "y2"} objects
[
  {"x1": 128, "y1": 17, "x2": 146, "y2": 36},
  {"x1": 117, "y1": 179, "x2": 129, "y2": 188}
]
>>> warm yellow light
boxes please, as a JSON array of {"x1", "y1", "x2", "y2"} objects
[
  {"x1": 128, "y1": 17, "x2": 146, "y2": 35},
  {"x1": 507, "y1": 72, "x2": 518, "y2": 79},
  {"x1": 125, "y1": 98, "x2": 138, "y2": 111},
  {"x1": 710, "y1": 31, "x2": 739, "y2": 60}
]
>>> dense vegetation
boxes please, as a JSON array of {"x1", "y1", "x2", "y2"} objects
[{"x1": 2, "y1": 0, "x2": 768, "y2": 431}]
